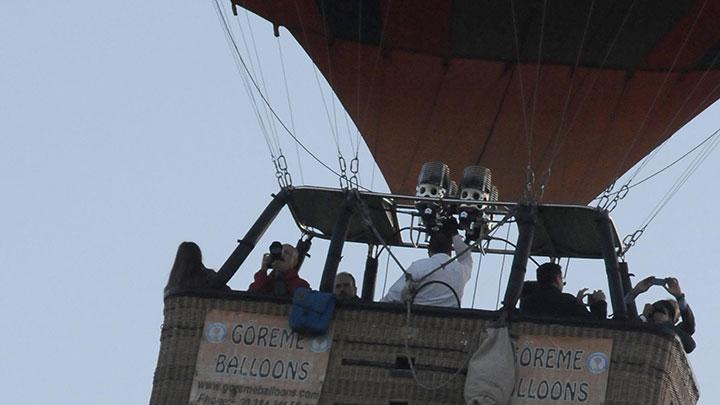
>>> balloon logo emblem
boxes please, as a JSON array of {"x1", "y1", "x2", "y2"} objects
[
  {"x1": 206, "y1": 322, "x2": 227, "y2": 343},
  {"x1": 587, "y1": 352, "x2": 609, "y2": 374},
  {"x1": 310, "y1": 335, "x2": 332, "y2": 353}
]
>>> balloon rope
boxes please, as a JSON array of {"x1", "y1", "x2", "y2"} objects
[
  {"x1": 276, "y1": 36, "x2": 305, "y2": 184},
  {"x1": 549, "y1": 0, "x2": 638, "y2": 182},
  {"x1": 617, "y1": 42, "x2": 720, "y2": 197},
  {"x1": 537, "y1": 0, "x2": 596, "y2": 199},
  {"x1": 527, "y1": 0, "x2": 549, "y2": 172},
  {"x1": 611, "y1": 0, "x2": 711, "y2": 184},
  {"x1": 214, "y1": 0, "x2": 277, "y2": 159},
  {"x1": 470, "y1": 241, "x2": 486, "y2": 309},
  {"x1": 495, "y1": 224, "x2": 512, "y2": 310},
  {"x1": 640, "y1": 128, "x2": 720, "y2": 230},
  {"x1": 508, "y1": 0, "x2": 531, "y2": 170},
  {"x1": 215, "y1": 0, "x2": 371, "y2": 188},
  {"x1": 241, "y1": 8, "x2": 282, "y2": 151},
  {"x1": 293, "y1": 0, "x2": 343, "y2": 157},
  {"x1": 623, "y1": 125, "x2": 720, "y2": 254},
  {"x1": 318, "y1": 0, "x2": 343, "y2": 157},
  {"x1": 591, "y1": 120, "x2": 720, "y2": 202}
]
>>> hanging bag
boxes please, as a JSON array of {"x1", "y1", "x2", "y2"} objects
[
  {"x1": 464, "y1": 324, "x2": 517, "y2": 405},
  {"x1": 289, "y1": 288, "x2": 336, "y2": 336}
]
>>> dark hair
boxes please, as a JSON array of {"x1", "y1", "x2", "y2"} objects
[
  {"x1": 536, "y1": 262, "x2": 562, "y2": 285},
  {"x1": 652, "y1": 299, "x2": 680, "y2": 323},
  {"x1": 166, "y1": 241, "x2": 207, "y2": 291},
  {"x1": 336, "y1": 272, "x2": 356, "y2": 287},
  {"x1": 428, "y1": 231, "x2": 453, "y2": 256}
]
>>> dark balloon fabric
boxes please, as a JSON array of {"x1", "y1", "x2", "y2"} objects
[{"x1": 236, "y1": 0, "x2": 720, "y2": 203}]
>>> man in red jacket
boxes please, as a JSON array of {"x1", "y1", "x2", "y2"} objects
[{"x1": 248, "y1": 243, "x2": 310, "y2": 296}]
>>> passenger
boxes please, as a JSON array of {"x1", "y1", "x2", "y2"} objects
[
  {"x1": 248, "y1": 243, "x2": 310, "y2": 296},
  {"x1": 334, "y1": 272, "x2": 359, "y2": 300},
  {"x1": 520, "y1": 262, "x2": 607, "y2": 320},
  {"x1": 625, "y1": 276, "x2": 695, "y2": 353},
  {"x1": 381, "y1": 218, "x2": 473, "y2": 307},
  {"x1": 165, "y1": 241, "x2": 229, "y2": 293}
]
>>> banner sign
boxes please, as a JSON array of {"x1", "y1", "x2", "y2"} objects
[
  {"x1": 189, "y1": 310, "x2": 333, "y2": 405},
  {"x1": 511, "y1": 335, "x2": 613, "y2": 404}
]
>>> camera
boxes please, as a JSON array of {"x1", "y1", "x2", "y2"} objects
[
  {"x1": 268, "y1": 241, "x2": 283, "y2": 268},
  {"x1": 650, "y1": 276, "x2": 668, "y2": 286}
]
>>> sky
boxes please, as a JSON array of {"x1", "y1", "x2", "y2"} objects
[{"x1": 2, "y1": 1, "x2": 719, "y2": 403}]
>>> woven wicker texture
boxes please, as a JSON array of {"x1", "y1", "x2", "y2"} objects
[{"x1": 150, "y1": 295, "x2": 699, "y2": 405}]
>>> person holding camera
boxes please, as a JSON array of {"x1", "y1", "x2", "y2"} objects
[
  {"x1": 381, "y1": 217, "x2": 473, "y2": 307},
  {"x1": 248, "y1": 241, "x2": 310, "y2": 296},
  {"x1": 520, "y1": 262, "x2": 607, "y2": 320},
  {"x1": 625, "y1": 276, "x2": 695, "y2": 353}
]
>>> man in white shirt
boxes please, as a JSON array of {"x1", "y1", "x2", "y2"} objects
[{"x1": 381, "y1": 219, "x2": 473, "y2": 307}]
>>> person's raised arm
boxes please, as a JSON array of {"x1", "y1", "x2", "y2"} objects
[
  {"x1": 248, "y1": 253, "x2": 272, "y2": 292},
  {"x1": 588, "y1": 290, "x2": 608, "y2": 320},
  {"x1": 452, "y1": 235, "x2": 473, "y2": 267},
  {"x1": 624, "y1": 276, "x2": 655, "y2": 304},
  {"x1": 666, "y1": 277, "x2": 695, "y2": 335},
  {"x1": 444, "y1": 217, "x2": 472, "y2": 277}
]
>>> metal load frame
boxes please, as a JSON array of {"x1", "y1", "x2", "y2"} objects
[{"x1": 212, "y1": 186, "x2": 632, "y2": 319}]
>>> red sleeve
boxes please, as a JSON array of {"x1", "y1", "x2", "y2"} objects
[
  {"x1": 248, "y1": 269, "x2": 271, "y2": 292},
  {"x1": 283, "y1": 270, "x2": 310, "y2": 294}
]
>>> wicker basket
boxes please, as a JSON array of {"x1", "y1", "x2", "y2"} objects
[{"x1": 151, "y1": 293, "x2": 698, "y2": 405}]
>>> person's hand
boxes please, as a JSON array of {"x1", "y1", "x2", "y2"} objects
[
  {"x1": 576, "y1": 288, "x2": 589, "y2": 303},
  {"x1": 441, "y1": 216, "x2": 459, "y2": 235},
  {"x1": 634, "y1": 276, "x2": 655, "y2": 294},
  {"x1": 261, "y1": 253, "x2": 272, "y2": 272},
  {"x1": 665, "y1": 277, "x2": 683, "y2": 298},
  {"x1": 588, "y1": 290, "x2": 606, "y2": 304}
]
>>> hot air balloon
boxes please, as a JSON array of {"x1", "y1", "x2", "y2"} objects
[
  {"x1": 151, "y1": 1, "x2": 714, "y2": 403},
  {"x1": 232, "y1": 0, "x2": 720, "y2": 204}
]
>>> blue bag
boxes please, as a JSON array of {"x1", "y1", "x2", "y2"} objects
[{"x1": 289, "y1": 288, "x2": 336, "y2": 336}]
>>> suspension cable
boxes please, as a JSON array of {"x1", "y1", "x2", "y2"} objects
[
  {"x1": 214, "y1": 1, "x2": 277, "y2": 159},
  {"x1": 596, "y1": 0, "x2": 709, "y2": 211},
  {"x1": 276, "y1": 35, "x2": 305, "y2": 184},
  {"x1": 509, "y1": 0, "x2": 531, "y2": 173},
  {"x1": 622, "y1": 126, "x2": 720, "y2": 253},
  {"x1": 470, "y1": 240, "x2": 487, "y2": 309},
  {"x1": 381, "y1": 246, "x2": 392, "y2": 297},
  {"x1": 353, "y1": 0, "x2": 363, "y2": 160},
  {"x1": 527, "y1": 0, "x2": 549, "y2": 179},
  {"x1": 616, "y1": 45, "x2": 720, "y2": 200},
  {"x1": 610, "y1": 0, "x2": 710, "y2": 186},
  {"x1": 592, "y1": 128, "x2": 720, "y2": 201},
  {"x1": 495, "y1": 224, "x2": 512, "y2": 310},
  {"x1": 222, "y1": 3, "x2": 296, "y2": 187},
  {"x1": 228, "y1": 3, "x2": 282, "y2": 154},
  {"x1": 364, "y1": 1, "x2": 392, "y2": 191},
  {"x1": 537, "y1": 0, "x2": 595, "y2": 200},
  {"x1": 241, "y1": 8, "x2": 282, "y2": 149},
  {"x1": 214, "y1": 0, "x2": 359, "y2": 186},
  {"x1": 318, "y1": 0, "x2": 345, "y2": 157},
  {"x1": 293, "y1": 0, "x2": 343, "y2": 158}
]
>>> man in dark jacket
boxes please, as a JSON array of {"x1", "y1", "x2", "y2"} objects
[{"x1": 520, "y1": 262, "x2": 607, "y2": 320}]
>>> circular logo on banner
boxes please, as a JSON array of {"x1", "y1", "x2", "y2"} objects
[
  {"x1": 310, "y1": 335, "x2": 332, "y2": 353},
  {"x1": 587, "y1": 352, "x2": 610, "y2": 374},
  {"x1": 206, "y1": 322, "x2": 227, "y2": 343}
]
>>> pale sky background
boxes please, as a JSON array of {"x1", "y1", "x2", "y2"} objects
[{"x1": 2, "y1": 1, "x2": 719, "y2": 404}]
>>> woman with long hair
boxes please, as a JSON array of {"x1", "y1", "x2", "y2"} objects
[{"x1": 165, "y1": 241, "x2": 225, "y2": 293}]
